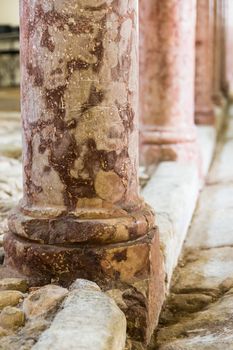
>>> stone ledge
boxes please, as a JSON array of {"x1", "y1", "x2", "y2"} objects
[{"x1": 142, "y1": 124, "x2": 217, "y2": 292}]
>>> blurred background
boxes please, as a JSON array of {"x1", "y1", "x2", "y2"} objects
[{"x1": 0, "y1": 0, "x2": 19, "y2": 111}]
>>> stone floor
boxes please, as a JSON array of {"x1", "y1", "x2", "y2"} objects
[{"x1": 152, "y1": 112, "x2": 233, "y2": 349}]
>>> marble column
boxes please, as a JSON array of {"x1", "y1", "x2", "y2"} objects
[
  {"x1": 140, "y1": 0, "x2": 198, "y2": 165},
  {"x1": 213, "y1": 0, "x2": 225, "y2": 104},
  {"x1": 4, "y1": 0, "x2": 165, "y2": 344},
  {"x1": 224, "y1": 0, "x2": 233, "y2": 98},
  {"x1": 195, "y1": 0, "x2": 215, "y2": 125}
]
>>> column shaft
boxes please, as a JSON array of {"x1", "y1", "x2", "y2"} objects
[
  {"x1": 195, "y1": 0, "x2": 215, "y2": 125},
  {"x1": 213, "y1": 0, "x2": 225, "y2": 104},
  {"x1": 140, "y1": 0, "x2": 198, "y2": 165},
  {"x1": 224, "y1": 0, "x2": 233, "y2": 98},
  {"x1": 4, "y1": 0, "x2": 165, "y2": 344}
]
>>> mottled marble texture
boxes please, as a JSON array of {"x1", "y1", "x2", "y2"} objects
[
  {"x1": 4, "y1": 1, "x2": 164, "y2": 344},
  {"x1": 7, "y1": 0, "x2": 155, "y2": 245},
  {"x1": 195, "y1": 0, "x2": 215, "y2": 125},
  {"x1": 139, "y1": 0, "x2": 198, "y2": 165}
]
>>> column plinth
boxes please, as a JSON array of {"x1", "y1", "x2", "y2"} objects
[
  {"x1": 140, "y1": 0, "x2": 198, "y2": 165},
  {"x1": 3, "y1": 0, "x2": 165, "y2": 344}
]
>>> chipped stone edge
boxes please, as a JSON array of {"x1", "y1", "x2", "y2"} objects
[{"x1": 142, "y1": 123, "x2": 219, "y2": 293}]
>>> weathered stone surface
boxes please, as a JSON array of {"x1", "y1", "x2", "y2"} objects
[
  {"x1": 196, "y1": 126, "x2": 216, "y2": 176},
  {"x1": 0, "y1": 290, "x2": 24, "y2": 310},
  {"x1": 33, "y1": 283, "x2": 126, "y2": 350},
  {"x1": 0, "y1": 278, "x2": 28, "y2": 293},
  {"x1": 0, "y1": 157, "x2": 22, "y2": 219},
  {"x1": 142, "y1": 162, "x2": 199, "y2": 290},
  {"x1": 173, "y1": 247, "x2": 233, "y2": 295},
  {"x1": 186, "y1": 184, "x2": 233, "y2": 248},
  {"x1": 23, "y1": 285, "x2": 68, "y2": 319},
  {"x1": 0, "y1": 326, "x2": 9, "y2": 337},
  {"x1": 70, "y1": 279, "x2": 100, "y2": 292},
  {"x1": 157, "y1": 289, "x2": 233, "y2": 349},
  {"x1": 0, "y1": 318, "x2": 49, "y2": 350},
  {"x1": 208, "y1": 139, "x2": 233, "y2": 183},
  {"x1": 155, "y1": 114, "x2": 233, "y2": 349},
  {"x1": 0, "y1": 113, "x2": 21, "y2": 158},
  {"x1": 0, "y1": 307, "x2": 25, "y2": 330},
  {"x1": 6, "y1": 229, "x2": 165, "y2": 344}
]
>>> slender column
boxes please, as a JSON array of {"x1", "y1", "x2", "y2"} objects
[
  {"x1": 224, "y1": 0, "x2": 233, "y2": 98},
  {"x1": 195, "y1": 0, "x2": 215, "y2": 125},
  {"x1": 140, "y1": 0, "x2": 198, "y2": 165},
  {"x1": 220, "y1": 0, "x2": 228, "y2": 95},
  {"x1": 4, "y1": 0, "x2": 165, "y2": 344},
  {"x1": 213, "y1": 0, "x2": 225, "y2": 104}
]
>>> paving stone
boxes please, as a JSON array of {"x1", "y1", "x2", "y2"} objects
[
  {"x1": 23, "y1": 285, "x2": 68, "y2": 319},
  {"x1": 0, "y1": 307, "x2": 25, "y2": 330},
  {"x1": 0, "y1": 278, "x2": 28, "y2": 293},
  {"x1": 0, "y1": 290, "x2": 24, "y2": 310},
  {"x1": 157, "y1": 289, "x2": 233, "y2": 349},
  {"x1": 185, "y1": 184, "x2": 233, "y2": 248},
  {"x1": 173, "y1": 247, "x2": 233, "y2": 295}
]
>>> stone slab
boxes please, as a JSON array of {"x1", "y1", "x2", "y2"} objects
[
  {"x1": 196, "y1": 126, "x2": 216, "y2": 177},
  {"x1": 142, "y1": 161, "x2": 199, "y2": 290},
  {"x1": 157, "y1": 288, "x2": 233, "y2": 350},
  {"x1": 173, "y1": 247, "x2": 233, "y2": 295},
  {"x1": 208, "y1": 138, "x2": 233, "y2": 184},
  {"x1": 142, "y1": 124, "x2": 216, "y2": 291},
  {"x1": 33, "y1": 281, "x2": 126, "y2": 350},
  {"x1": 185, "y1": 184, "x2": 233, "y2": 248}
]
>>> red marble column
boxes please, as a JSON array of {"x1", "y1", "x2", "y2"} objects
[
  {"x1": 4, "y1": 0, "x2": 165, "y2": 343},
  {"x1": 140, "y1": 0, "x2": 198, "y2": 165},
  {"x1": 195, "y1": 0, "x2": 215, "y2": 125}
]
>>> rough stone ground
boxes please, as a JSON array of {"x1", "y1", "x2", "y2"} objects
[{"x1": 151, "y1": 111, "x2": 233, "y2": 349}]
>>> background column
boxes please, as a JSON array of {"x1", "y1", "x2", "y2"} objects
[
  {"x1": 195, "y1": 0, "x2": 215, "y2": 125},
  {"x1": 140, "y1": 0, "x2": 198, "y2": 165}
]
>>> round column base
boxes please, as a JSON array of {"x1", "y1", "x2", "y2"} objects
[
  {"x1": 140, "y1": 140, "x2": 200, "y2": 167},
  {"x1": 4, "y1": 230, "x2": 165, "y2": 344},
  {"x1": 195, "y1": 110, "x2": 215, "y2": 125}
]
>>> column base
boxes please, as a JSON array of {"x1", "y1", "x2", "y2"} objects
[
  {"x1": 140, "y1": 141, "x2": 199, "y2": 166},
  {"x1": 213, "y1": 92, "x2": 226, "y2": 107},
  {"x1": 3, "y1": 229, "x2": 165, "y2": 345},
  {"x1": 195, "y1": 110, "x2": 215, "y2": 125}
]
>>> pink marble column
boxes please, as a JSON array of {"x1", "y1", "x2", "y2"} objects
[
  {"x1": 140, "y1": 0, "x2": 198, "y2": 165},
  {"x1": 4, "y1": 0, "x2": 165, "y2": 343},
  {"x1": 195, "y1": 0, "x2": 215, "y2": 125},
  {"x1": 213, "y1": 0, "x2": 225, "y2": 104},
  {"x1": 224, "y1": 0, "x2": 233, "y2": 98}
]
